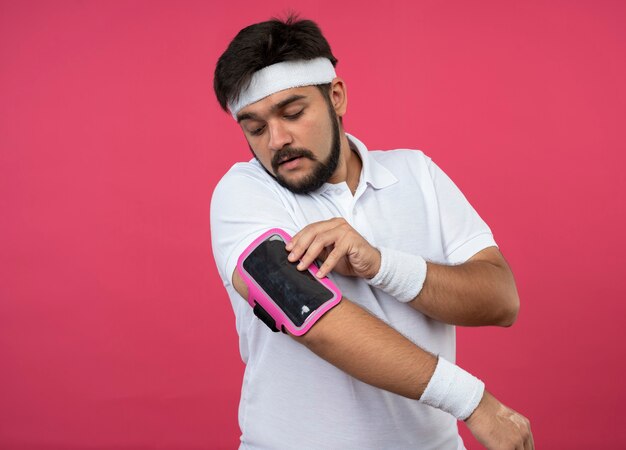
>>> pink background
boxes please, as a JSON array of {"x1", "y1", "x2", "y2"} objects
[{"x1": 1, "y1": 1, "x2": 625, "y2": 448}]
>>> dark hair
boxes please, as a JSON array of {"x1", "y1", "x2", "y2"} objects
[{"x1": 213, "y1": 14, "x2": 338, "y2": 112}]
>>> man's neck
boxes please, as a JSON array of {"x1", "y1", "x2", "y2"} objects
[{"x1": 329, "y1": 133, "x2": 362, "y2": 195}]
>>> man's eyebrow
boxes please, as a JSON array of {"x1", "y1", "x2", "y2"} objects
[
  {"x1": 236, "y1": 111, "x2": 259, "y2": 123},
  {"x1": 271, "y1": 94, "x2": 307, "y2": 112},
  {"x1": 236, "y1": 94, "x2": 307, "y2": 123}
]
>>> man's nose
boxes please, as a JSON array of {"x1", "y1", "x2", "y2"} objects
[{"x1": 268, "y1": 121, "x2": 292, "y2": 151}]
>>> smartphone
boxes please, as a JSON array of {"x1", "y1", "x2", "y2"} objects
[{"x1": 237, "y1": 228, "x2": 342, "y2": 335}]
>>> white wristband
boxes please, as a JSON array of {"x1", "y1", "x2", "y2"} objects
[
  {"x1": 366, "y1": 247, "x2": 427, "y2": 303},
  {"x1": 420, "y1": 356, "x2": 485, "y2": 421}
]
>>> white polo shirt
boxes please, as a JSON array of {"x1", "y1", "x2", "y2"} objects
[{"x1": 210, "y1": 134, "x2": 497, "y2": 449}]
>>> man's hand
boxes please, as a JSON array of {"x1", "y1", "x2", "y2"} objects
[
  {"x1": 285, "y1": 218, "x2": 380, "y2": 279},
  {"x1": 465, "y1": 390, "x2": 534, "y2": 449}
]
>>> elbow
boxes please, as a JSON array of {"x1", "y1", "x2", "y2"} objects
[
  {"x1": 492, "y1": 264, "x2": 520, "y2": 327},
  {"x1": 497, "y1": 291, "x2": 520, "y2": 327},
  {"x1": 498, "y1": 308, "x2": 518, "y2": 328}
]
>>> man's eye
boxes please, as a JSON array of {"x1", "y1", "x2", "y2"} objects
[
  {"x1": 284, "y1": 110, "x2": 303, "y2": 120},
  {"x1": 250, "y1": 126, "x2": 265, "y2": 136}
]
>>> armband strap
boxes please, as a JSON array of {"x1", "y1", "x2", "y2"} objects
[
  {"x1": 366, "y1": 247, "x2": 427, "y2": 303},
  {"x1": 420, "y1": 356, "x2": 485, "y2": 421},
  {"x1": 252, "y1": 302, "x2": 280, "y2": 333}
]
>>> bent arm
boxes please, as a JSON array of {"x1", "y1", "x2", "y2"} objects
[
  {"x1": 232, "y1": 269, "x2": 437, "y2": 399},
  {"x1": 409, "y1": 246, "x2": 520, "y2": 327},
  {"x1": 285, "y1": 217, "x2": 519, "y2": 328},
  {"x1": 298, "y1": 299, "x2": 437, "y2": 399},
  {"x1": 232, "y1": 268, "x2": 533, "y2": 448}
]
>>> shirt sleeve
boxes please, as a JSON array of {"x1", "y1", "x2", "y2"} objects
[
  {"x1": 427, "y1": 159, "x2": 498, "y2": 264},
  {"x1": 210, "y1": 164, "x2": 300, "y2": 288}
]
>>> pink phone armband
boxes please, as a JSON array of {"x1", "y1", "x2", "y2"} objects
[{"x1": 236, "y1": 228, "x2": 342, "y2": 335}]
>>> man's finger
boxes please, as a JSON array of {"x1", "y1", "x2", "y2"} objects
[
  {"x1": 296, "y1": 231, "x2": 343, "y2": 270},
  {"x1": 526, "y1": 424, "x2": 535, "y2": 450},
  {"x1": 288, "y1": 222, "x2": 345, "y2": 264},
  {"x1": 287, "y1": 230, "x2": 320, "y2": 262},
  {"x1": 287, "y1": 218, "x2": 346, "y2": 249},
  {"x1": 315, "y1": 246, "x2": 345, "y2": 278}
]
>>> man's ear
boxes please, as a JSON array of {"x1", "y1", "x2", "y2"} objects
[{"x1": 330, "y1": 77, "x2": 348, "y2": 117}]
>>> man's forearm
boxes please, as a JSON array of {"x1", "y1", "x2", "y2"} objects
[
  {"x1": 285, "y1": 220, "x2": 519, "y2": 328},
  {"x1": 297, "y1": 291, "x2": 532, "y2": 448},
  {"x1": 232, "y1": 269, "x2": 437, "y2": 398},
  {"x1": 295, "y1": 298, "x2": 437, "y2": 399},
  {"x1": 410, "y1": 248, "x2": 520, "y2": 327},
  {"x1": 231, "y1": 269, "x2": 532, "y2": 447}
]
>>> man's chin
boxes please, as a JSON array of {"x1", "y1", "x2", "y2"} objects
[{"x1": 276, "y1": 172, "x2": 326, "y2": 194}]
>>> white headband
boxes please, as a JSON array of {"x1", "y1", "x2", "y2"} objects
[{"x1": 228, "y1": 57, "x2": 337, "y2": 119}]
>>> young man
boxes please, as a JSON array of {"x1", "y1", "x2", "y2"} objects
[{"x1": 211, "y1": 16, "x2": 533, "y2": 449}]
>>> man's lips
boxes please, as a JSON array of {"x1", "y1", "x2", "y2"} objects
[
  {"x1": 271, "y1": 148, "x2": 315, "y2": 172},
  {"x1": 278, "y1": 156, "x2": 302, "y2": 165},
  {"x1": 279, "y1": 156, "x2": 305, "y2": 170}
]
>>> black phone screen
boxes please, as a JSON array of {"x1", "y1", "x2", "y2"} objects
[{"x1": 243, "y1": 234, "x2": 335, "y2": 327}]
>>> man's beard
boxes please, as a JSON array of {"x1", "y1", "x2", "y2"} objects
[{"x1": 254, "y1": 106, "x2": 341, "y2": 194}]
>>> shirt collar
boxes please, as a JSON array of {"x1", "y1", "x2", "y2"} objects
[
  {"x1": 315, "y1": 133, "x2": 398, "y2": 195},
  {"x1": 346, "y1": 133, "x2": 398, "y2": 191}
]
